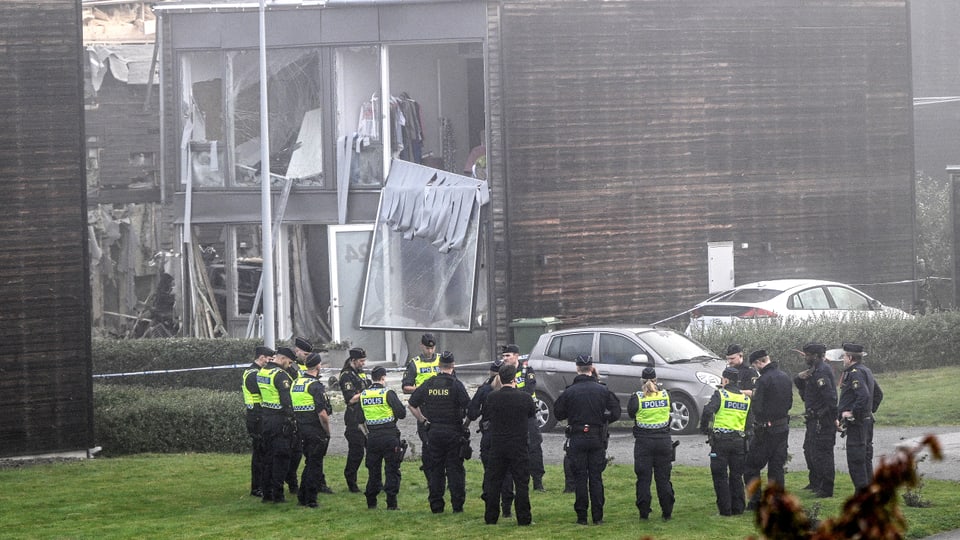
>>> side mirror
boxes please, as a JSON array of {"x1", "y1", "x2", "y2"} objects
[{"x1": 629, "y1": 353, "x2": 650, "y2": 365}]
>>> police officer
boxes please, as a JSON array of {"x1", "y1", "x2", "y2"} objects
[
  {"x1": 339, "y1": 347, "x2": 370, "y2": 493},
  {"x1": 725, "y1": 344, "x2": 759, "y2": 397},
  {"x1": 243, "y1": 345, "x2": 273, "y2": 497},
  {"x1": 794, "y1": 342, "x2": 838, "y2": 498},
  {"x1": 402, "y1": 333, "x2": 441, "y2": 481},
  {"x1": 294, "y1": 336, "x2": 313, "y2": 375},
  {"x1": 744, "y1": 349, "x2": 793, "y2": 510},
  {"x1": 402, "y1": 333, "x2": 441, "y2": 393},
  {"x1": 291, "y1": 351, "x2": 332, "y2": 507},
  {"x1": 700, "y1": 366, "x2": 751, "y2": 516},
  {"x1": 628, "y1": 367, "x2": 676, "y2": 521},
  {"x1": 480, "y1": 363, "x2": 536, "y2": 526},
  {"x1": 501, "y1": 344, "x2": 546, "y2": 491},
  {"x1": 276, "y1": 347, "x2": 302, "y2": 496},
  {"x1": 468, "y1": 359, "x2": 515, "y2": 518},
  {"x1": 408, "y1": 351, "x2": 471, "y2": 514},
  {"x1": 554, "y1": 355, "x2": 622, "y2": 526},
  {"x1": 836, "y1": 342, "x2": 883, "y2": 492},
  {"x1": 359, "y1": 366, "x2": 407, "y2": 510},
  {"x1": 256, "y1": 347, "x2": 296, "y2": 503}
]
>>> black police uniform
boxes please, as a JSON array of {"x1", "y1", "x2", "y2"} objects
[
  {"x1": 292, "y1": 373, "x2": 332, "y2": 507},
  {"x1": 408, "y1": 370, "x2": 471, "y2": 513},
  {"x1": 744, "y1": 360, "x2": 793, "y2": 508},
  {"x1": 628, "y1": 388, "x2": 676, "y2": 520},
  {"x1": 257, "y1": 361, "x2": 295, "y2": 502},
  {"x1": 554, "y1": 373, "x2": 622, "y2": 524},
  {"x1": 402, "y1": 351, "x2": 441, "y2": 480},
  {"x1": 794, "y1": 359, "x2": 838, "y2": 497},
  {"x1": 468, "y1": 367, "x2": 515, "y2": 517},
  {"x1": 242, "y1": 362, "x2": 264, "y2": 496},
  {"x1": 838, "y1": 361, "x2": 883, "y2": 491},
  {"x1": 699, "y1": 383, "x2": 752, "y2": 516},
  {"x1": 359, "y1": 382, "x2": 407, "y2": 509},
  {"x1": 339, "y1": 362, "x2": 370, "y2": 492},
  {"x1": 516, "y1": 361, "x2": 546, "y2": 490},
  {"x1": 480, "y1": 384, "x2": 536, "y2": 525}
]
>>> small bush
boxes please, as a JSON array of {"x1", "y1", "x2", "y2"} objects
[{"x1": 94, "y1": 384, "x2": 248, "y2": 456}]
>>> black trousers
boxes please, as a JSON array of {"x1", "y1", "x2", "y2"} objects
[
  {"x1": 297, "y1": 423, "x2": 329, "y2": 505},
  {"x1": 417, "y1": 421, "x2": 431, "y2": 480},
  {"x1": 845, "y1": 418, "x2": 874, "y2": 491},
  {"x1": 527, "y1": 417, "x2": 545, "y2": 482},
  {"x1": 424, "y1": 424, "x2": 466, "y2": 512},
  {"x1": 745, "y1": 428, "x2": 789, "y2": 504},
  {"x1": 634, "y1": 433, "x2": 675, "y2": 519},
  {"x1": 287, "y1": 433, "x2": 302, "y2": 489},
  {"x1": 709, "y1": 435, "x2": 746, "y2": 515},
  {"x1": 569, "y1": 433, "x2": 606, "y2": 522},
  {"x1": 482, "y1": 441, "x2": 531, "y2": 525},
  {"x1": 479, "y1": 431, "x2": 514, "y2": 513},
  {"x1": 803, "y1": 418, "x2": 836, "y2": 496},
  {"x1": 245, "y1": 410, "x2": 263, "y2": 493},
  {"x1": 365, "y1": 428, "x2": 402, "y2": 502},
  {"x1": 260, "y1": 414, "x2": 293, "y2": 501},
  {"x1": 343, "y1": 423, "x2": 366, "y2": 486}
]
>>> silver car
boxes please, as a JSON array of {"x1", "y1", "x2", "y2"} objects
[{"x1": 527, "y1": 326, "x2": 725, "y2": 434}]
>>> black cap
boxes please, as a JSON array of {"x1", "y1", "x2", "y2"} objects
[
  {"x1": 294, "y1": 337, "x2": 313, "y2": 352},
  {"x1": 725, "y1": 344, "x2": 742, "y2": 356},
  {"x1": 275, "y1": 347, "x2": 296, "y2": 361},
  {"x1": 503, "y1": 344, "x2": 521, "y2": 354},
  {"x1": 439, "y1": 350, "x2": 455, "y2": 364},
  {"x1": 641, "y1": 367, "x2": 657, "y2": 379},
  {"x1": 842, "y1": 343, "x2": 865, "y2": 354},
  {"x1": 304, "y1": 352, "x2": 323, "y2": 369},
  {"x1": 722, "y1": 366, "x2": 739, "y2": 380},
  {"x1": 255, "y1": 346, "x2": 275, "y2": 358},
  {"x1": 371, "y1": 366, "x2": 387, "y2": 380},
  {"x1": 575, "y1": 354, "x2": 593, "y2": 366},
  {"x1": 421, "y1": 333, "x2": 436, "y2": 347},
  {"x1": 802, "y1": 342, "x2": 826, "y2": 355},
  {"x1": 349, "y1": 347, "x2": 367, "y2": 360},
  {"x1": 748, "y1": 349, "x2": 768, "y2": 364}
]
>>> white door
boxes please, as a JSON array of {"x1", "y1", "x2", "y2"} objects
[
  {"x1": 707, "y1": 241, "x2": 735, "y2": 293},
  {"x1": 328, "y1": 224, "x2": 392, "y2": 364}
]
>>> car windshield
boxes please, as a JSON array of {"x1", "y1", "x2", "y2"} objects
[
  {"x1": 635, "y1": 329, "x2": 718, "y2": 363},
  {"x1": 712, "y1": 287, "x2": 784, "y2": 303}
]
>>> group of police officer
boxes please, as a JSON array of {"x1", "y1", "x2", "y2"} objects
[
  {"x1": 243, "y1": 334, "x2": 883, "y2": 524},
  {"x1": 699, "y1": 342, "x2": 883, "y2": 517},
  {"x1": 243, "y1": 337, "x2": 334, "y2": 506}
]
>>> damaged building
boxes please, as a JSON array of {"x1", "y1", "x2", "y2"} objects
[{"x1": 135, "y1": 0, "x2": 916, "y2": 362}]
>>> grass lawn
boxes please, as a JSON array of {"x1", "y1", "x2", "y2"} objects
[{"x1": 1, "y1": 453, "x2": 958, "y2": 540}]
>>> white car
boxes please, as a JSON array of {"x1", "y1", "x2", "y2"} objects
[{"x1": 684, "y1": 279, "x2": 910, "y2": 334}]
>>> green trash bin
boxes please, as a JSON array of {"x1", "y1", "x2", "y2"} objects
[{"x1": 508, "y1": 317, "x2": 562, "y2": 355}]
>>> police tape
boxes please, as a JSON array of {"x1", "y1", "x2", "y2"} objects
[{"x1": 92, "y1": 361, "x2": 491, "y2": 379}]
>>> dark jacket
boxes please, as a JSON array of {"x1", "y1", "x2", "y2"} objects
[
  {"x1": 408, "y1": 372, "x2": 471, "y2": 426},
  {"x1": 483, "y1": 386, "x2": 536, "y2": 447},
  {"x1": 554, "y1": 374, "x2": 622, "y2": 429},
  {"x1": 751, "y1": 361, "x2": 793, "y2": 432}
]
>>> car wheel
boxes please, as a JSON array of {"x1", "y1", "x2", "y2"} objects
[
  {"x1": 669, "y1": 393, "x2": 699, "y2": 435},
  {"x1": 535, "y1": 395, "x2": 557, "y2": 432}
]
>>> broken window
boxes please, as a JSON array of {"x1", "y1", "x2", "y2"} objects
[
  {"x1": 360, "y1": 160, "x2": 488, "y2": 331},
  {"x1": 180, "y1": 51, "x2": 225, "y2": 187},
  {"x1": 335, "y1": 46, "x2": 383, "y2": 188}
]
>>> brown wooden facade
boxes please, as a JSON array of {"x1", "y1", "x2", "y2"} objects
[
  {"x1": 491, "y1": 0, "x2": 916, "y2": 330},
  {"x1": 0, "y1": 0, "x2": 94, "y2": 457}
]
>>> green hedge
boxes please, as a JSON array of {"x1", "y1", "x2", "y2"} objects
[
  {"x1": 94, "y1": 338, "x2": 272, "y2": 391},
  {"x1": 94, "y1": 384, "x2": 248, "y2": 457},
  {"x1": 692, "y1": 310, "x2": 960, "y2": 375}
]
